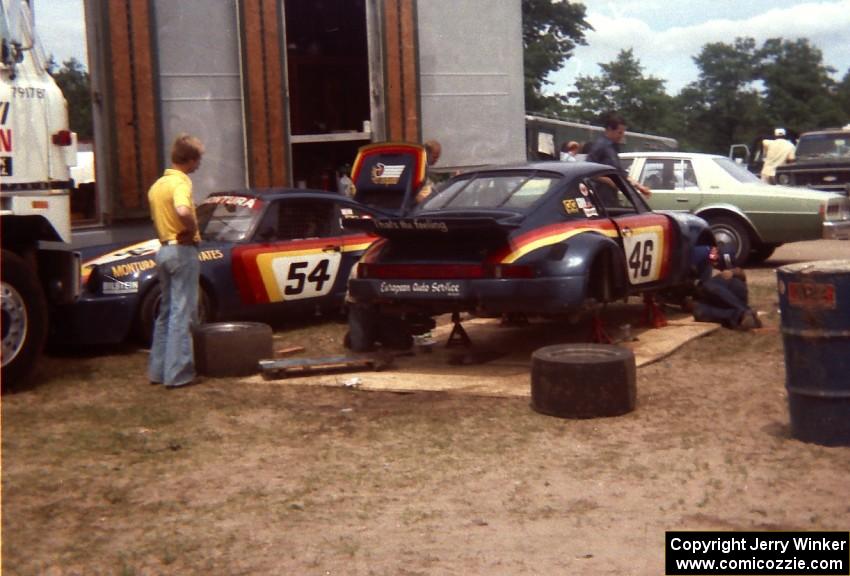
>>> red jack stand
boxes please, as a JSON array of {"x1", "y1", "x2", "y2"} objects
[
  {"x1": 446, "y1": 311, "x2": 472, "y2": 347},
  {"x1": 590, "y1": 310, "x2": 613, "y2": 344},
  {"x1": 643, "y1": 293, "x2": 668, "y2": 328}
]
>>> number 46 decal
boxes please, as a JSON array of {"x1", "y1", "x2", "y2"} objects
[
  {"x1": 271, "y1": 252, "x2": 342, "y2": 300},
  {"x1": 623, "y1": 229, "x2": 662, "y2": 284}
]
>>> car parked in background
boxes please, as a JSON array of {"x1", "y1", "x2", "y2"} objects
[
  {"x1": 345, "y1": 159, "x2": 714, "y2": 351},
  {"x1": 52, "y1": 190, "x2": 380, "y2": 347},
  {"x1": 621, "y1": 152, "x2": 850, "y2": 265},
  {"x1": 775, "y1": 125, "x2": 850, "y2": 194}
]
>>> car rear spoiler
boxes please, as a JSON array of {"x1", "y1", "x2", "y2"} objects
[{"x1": 344, "y1": 215, "x2": 520, "y2": 242}]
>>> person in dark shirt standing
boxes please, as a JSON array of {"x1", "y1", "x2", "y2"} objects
[{"x1": 586, "y1": 114, "x2": 652, "y2": 198}]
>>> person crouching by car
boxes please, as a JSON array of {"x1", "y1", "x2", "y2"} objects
[{"x1": 687, "y1": 245, "x2": 761, "y2": 331}]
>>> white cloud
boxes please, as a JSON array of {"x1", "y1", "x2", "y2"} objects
[{"x1": 550, "y1": 0, "x2": 850, "y2": 95}]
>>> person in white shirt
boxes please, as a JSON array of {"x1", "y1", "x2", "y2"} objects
[{"x1": 761, "y1": 128, "x2": 795, "y2": 184}]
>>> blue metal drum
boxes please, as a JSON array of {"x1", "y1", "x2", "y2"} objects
[{"x1": 777, "y1": 260, "x2": 850, "y2": 446}]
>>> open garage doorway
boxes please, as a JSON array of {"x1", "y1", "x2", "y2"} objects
[{"x1": 284, "y1": 0, "x2": 374, "y2": 192}]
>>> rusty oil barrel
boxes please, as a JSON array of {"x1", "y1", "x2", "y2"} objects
[{"x1": 777, "y1": 260, "x2": 850, "y2": 446}]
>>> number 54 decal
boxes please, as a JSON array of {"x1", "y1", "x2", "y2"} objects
[
  {"x1": 622, "y1": 226, "x2": 664, "y2": 284},
  {"x1": 270, "y1": 252, "x2": 341, "y2": 300}
]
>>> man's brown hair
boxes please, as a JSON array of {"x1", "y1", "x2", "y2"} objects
[{"x1": 171, "y1": 133, "x2": 204, "y2": 165}]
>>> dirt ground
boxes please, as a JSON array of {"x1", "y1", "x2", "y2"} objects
[{"x1": 3, "y1": 240, "x2": 850, "y2": 575}]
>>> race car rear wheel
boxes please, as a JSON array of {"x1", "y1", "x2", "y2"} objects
[
  {"x1": 345, "y1": 303, "x2": 378, "y2": 352},
  {"x1": 707, "y1": 215, "x2": 751, "y2": 266},
  {"x1": 1, "y1": 251, "x2": 48, "y2": 389},
  {"x1": 531, "y1": 343, "x2": 636, "y2": 418},
  {"x1": 137, "y1": 282, "x2": 213, "y2": 347}
]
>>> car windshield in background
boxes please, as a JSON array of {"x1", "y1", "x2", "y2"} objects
[
  {"x1": 423, "y1": 172, "x2": 559, "y2": 211},
  {"x1": 197, "y1": 196, "x2": 263, "y2": 242},
  {"x1": 713, "y1": 157, "x2": 761, "y2": 183},
  {"x1": 795, "y1": 133, "x2": 850, "y2": 160}
]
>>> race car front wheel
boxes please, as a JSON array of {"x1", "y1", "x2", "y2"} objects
[{"x1": 137, "y1": 283, "x2": 213, "y2": 347}]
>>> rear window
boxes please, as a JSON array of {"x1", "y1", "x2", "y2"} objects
[
  {"x1": 713, "y1": 157, "x2": 761, "y2": 183},
  {"x1": 421, "y1": 173, "x2": 559, "y2": 210}
]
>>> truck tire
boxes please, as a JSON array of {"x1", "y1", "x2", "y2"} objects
[
  {"x1": 1, "y1": 251, "x2": 48, "y2": 388},
  {"x1": 530, "y1": 343, "x2": 636, "y2": 418},
  {"x1": 137, "y1": 282, "x2": 213, "y2": 347},
  {"x1": 193, "y1": 322, "x2": 273, "y2": 377}
]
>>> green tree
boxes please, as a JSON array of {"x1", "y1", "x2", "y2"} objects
[
  {"x1": 48, "y1": 57, "x2": 93, "y2": 141},
  {"x1": 522, "y1": 0, "x2": 591, "y2": 115},
  {"x1": 683, "y1": 38, "x2": 764, "y2": 153},
  {"x1": 757, "y1": 38, "x2": 845, "y2": 131},
  {"x1": 565, "y1": 49, "x2": 676, "y2": 136},
  {"x1": 837, "y1": 69, "x2": 850, "y2": 123}
]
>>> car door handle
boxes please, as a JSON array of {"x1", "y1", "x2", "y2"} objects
[
  {"x1": 676, "y1": 198, "x2": 690, "y2": 203},
  {"x1": 323, "y1": 245, "x2": 342, "y2": 252}
]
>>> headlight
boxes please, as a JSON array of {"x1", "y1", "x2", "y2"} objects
[{"x1": 777, "y1": 173, "x2": 791, "y2": 185}]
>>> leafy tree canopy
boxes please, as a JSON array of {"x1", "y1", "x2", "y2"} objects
[{"x1": 522, "y1": 0, "x2": 591, "y2": 115}]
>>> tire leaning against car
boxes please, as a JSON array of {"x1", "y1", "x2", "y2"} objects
[{"x1": 1, "y1": 250, "x2": 48, "y2": 388}]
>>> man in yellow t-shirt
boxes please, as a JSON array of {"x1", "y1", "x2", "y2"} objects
[
  {"x1": 761, "y1": 128, "x2": 796, "y2": 184},
  {"x1": 147, "y1": 133, "x2": 205, "y2": 389}
]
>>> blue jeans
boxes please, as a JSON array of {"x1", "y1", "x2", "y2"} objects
[
  {"x1": 693, "y1": 275, "x2": 749, "y2": 328},
  {"x1": 148, "y1": 244, "x2": 200, "y2": 386}
]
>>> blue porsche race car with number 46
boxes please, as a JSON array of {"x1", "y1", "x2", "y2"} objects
[{"x1": 344, "y1": 157, "x2": 715, "y2": 351}]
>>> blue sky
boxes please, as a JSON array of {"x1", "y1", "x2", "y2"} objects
[
  {"x1": 550, "y1": 0, "x2": 850, "y2": 95},
  {"x1": 33, "y1": 0, "x2": 850, "y2": 96}
]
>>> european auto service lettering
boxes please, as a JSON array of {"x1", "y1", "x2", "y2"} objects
[{"x1": 379, "y1": 281, "x2": 462, "y2": 296}]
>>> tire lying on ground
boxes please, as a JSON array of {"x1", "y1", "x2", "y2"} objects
[
  {"x1": 193, "y1": 322, "x2": 273, "y2": 377},
  {"x1": 530, "y1": 343, "x2": 636, "y2": 418}
]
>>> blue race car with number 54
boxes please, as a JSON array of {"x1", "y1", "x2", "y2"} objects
[
  {"x1": 52, "y1": 142, "x2": 431, "y2": 348},
  {"x1": 53, "y1": 189, "x2": 381, "y2": 347}
]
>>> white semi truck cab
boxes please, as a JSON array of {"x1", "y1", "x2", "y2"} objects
[{"x1": 2, "y1": 0, "x2": 80, "y2": 386}]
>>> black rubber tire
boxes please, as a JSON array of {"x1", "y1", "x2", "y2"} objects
[
  {"x1": 346, "y1": 303, "x2": 378, "y2": 352},
  {"x1": 749, "y1": 243, "x2": 779, "y2": 265},
  {"x1": 137, "y1": 282, "x2": 213, "y2": 347},
  {"x1": 707, "y1": 216, "x2": 751, "y2": 266},
  {"x1": 377, "y1": 316, "x2": 413, "y2": 350},
  {"x1": 531, "y1": 343, "x2": 636, "y2": 418},
  {"x1": 193, "y1": 322, "x2": 273, "y2": 377},
  {"x1": 1, "y1": 251, "x2": 48, "y2": 388}
]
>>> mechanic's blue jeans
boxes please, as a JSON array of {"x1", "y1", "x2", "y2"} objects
[
  {"x1": 693, "y1": 276, "x2": 749, "y2": 327},
  {"x1": 148, "y1": 245, "x2": 200, "y2": 387}
]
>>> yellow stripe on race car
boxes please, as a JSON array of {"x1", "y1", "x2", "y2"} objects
[{"x1": 501, "y1": 228, "x2": 619, "y2": 264}]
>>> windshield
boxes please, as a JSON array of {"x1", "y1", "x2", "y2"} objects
[
  {"x1": 713, "y1": 157, "x2": 761, "y2": 183},
  {"x1": 197, "y1": 195, "x2": 264, "y2": 242},
  {"x1": 795, "y1": 133, "x2": 850, "y2": 160},
  {"x1": 421, "y1": 172, "x2": 559, "y2": 211}
]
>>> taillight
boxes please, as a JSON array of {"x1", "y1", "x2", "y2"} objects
[
  {"x1": 52, "y1": 130, "x2": 73, "y2": 146},
  {"x1": 357, "y1": 263, "x2": 534, "y2": 279}
]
